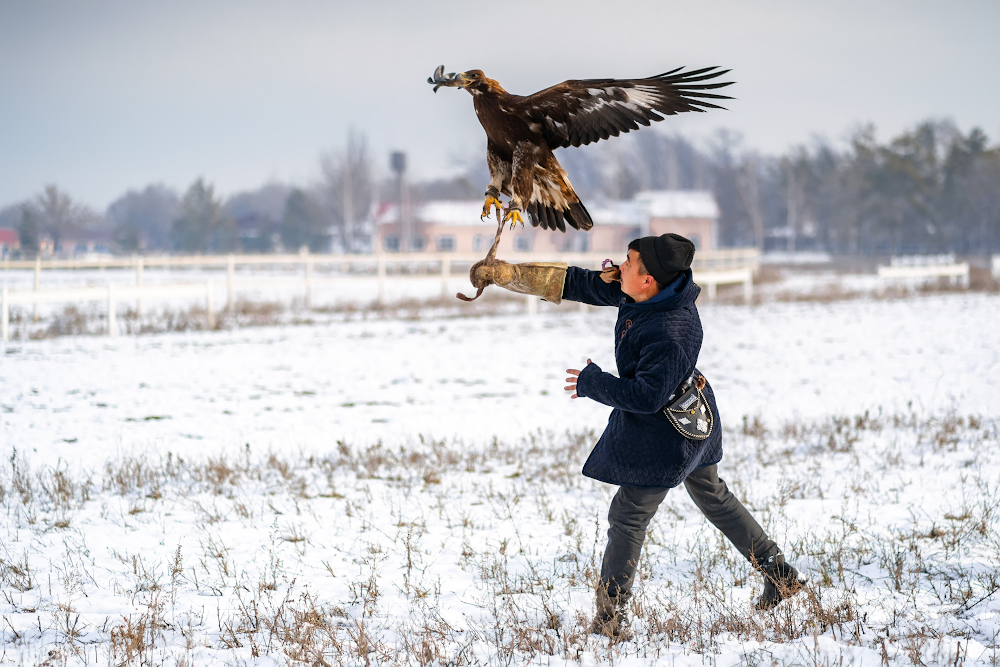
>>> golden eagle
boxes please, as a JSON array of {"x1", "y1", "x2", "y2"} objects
[{"x1": 429, "y1": 65, "x2": 733, "y2": 232}]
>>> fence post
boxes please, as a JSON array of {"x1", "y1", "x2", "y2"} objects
[
  {"x1": 706, "y1": 281, "x2": 717, "y2": 301},
  {"x1": 136, "y1": 257, "x2": 144, "y2": 317},
  {"x1": 440, "y1": 254, "x2": 450, "y2": 298},
  {"x1": 527, "y1": 294, "x2": 539, "y2": 316},
  {"x1": 305, "y1": 253, "x2": 314, "y2": 309},
  {"x1": 107, "y1": 284, "x2": 116, "y2": 337},
  {"x1": 377, "y1": 254, "x2": 387, "y2": 305},
  {"x1": 226, "y1": 254, "x2": 235, "y2": 310},
  {"x1": 205, "y1": 283, "x2": 215, "y2": 329},
  {"x1": 33, "y1": 255, "x2": 40, "y2": 322},
  {"x1": 1, "y1": 286, "x2": 8, "y2": 343},
  {"x1": 743, "y1": 268, "x2": 753, "y2": 303}
]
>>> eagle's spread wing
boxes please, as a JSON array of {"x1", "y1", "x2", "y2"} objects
[{"x1": 520, "y1": 67, "x2": 733, "y2": 149}]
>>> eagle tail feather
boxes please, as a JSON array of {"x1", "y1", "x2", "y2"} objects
[
  {"x1": 545, "y1": 206, "x2": 558, "y2": 231},
  {"x1": 527, "y1": 202, "x2": 541, "y2": 228}
]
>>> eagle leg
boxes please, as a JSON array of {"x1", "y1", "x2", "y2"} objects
[
  {"x1": 503, "y1": 203, "x2": 525, "y2": 230},
  {"x1": 481, "y1": 186, "x2": 503, "y2": 221}
]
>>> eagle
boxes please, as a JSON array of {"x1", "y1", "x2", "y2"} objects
[{"x1": 429, "y1": 65, "x2": 733, "y2": 232}]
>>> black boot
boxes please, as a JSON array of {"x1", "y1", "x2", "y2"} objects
[
  {"x1": 589, "y1": 586, "x2": 630, "y2": 639},
  {"x1": 755, "y1": 554, "x2": 804, "y2": 610}
]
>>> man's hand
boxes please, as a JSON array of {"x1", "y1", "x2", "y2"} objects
[
  {"x1": 599, "y1": 265, "x2": 621, "y2": 284},
  {"x1": 565, "y1": 359, "x2": 592, "y2": 399}
]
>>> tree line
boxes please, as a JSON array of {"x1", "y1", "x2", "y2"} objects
[
  {"x1": 1, "y1": 119, "x2": 997, "y2": 257},
  {"x1": 553, "y1": 118, "x2": 1000, "y2": 256},
  {"x1": 0, "y1": 133, "x2": 376, "y2": 256}
]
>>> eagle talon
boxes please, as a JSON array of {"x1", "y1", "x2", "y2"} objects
[
  {"x1": 481, "y1": 196, "x2": 503, "y2": 220},
  {"x1": 503, "y1": 205, "x2": 524, "y2": 229}
]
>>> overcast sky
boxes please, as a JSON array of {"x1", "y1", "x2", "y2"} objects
[{"x1": 1, "y1": 0, "x2": 998, "y2": 211}]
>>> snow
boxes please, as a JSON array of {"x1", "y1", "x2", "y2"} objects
[
  {"x1": 0, "y1": 266, "x2": 511, "y2": 322},
  {"x1": 760, "y1": 252, "x2": 833, "y2": 265},
  {"x1": 633, "y1": 191, "x2": 720, "y2": 219},
  {"x1": 5, "y1": 292, "x2": 995, "y2": 470},
  {"x1": 1, "y1": 284, "x2": 999, "y2": 665}
]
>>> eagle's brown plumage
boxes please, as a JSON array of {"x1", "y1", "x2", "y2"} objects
[{"x1": 429, "y1": 66, "x2": 733, "y2": 233}]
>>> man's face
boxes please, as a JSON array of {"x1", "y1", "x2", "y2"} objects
[{"x1": 620, "y1": 249, "x2": 653, "y2": 298}]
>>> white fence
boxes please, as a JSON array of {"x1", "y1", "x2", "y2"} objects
[
  {"x1": 889, "y1": 253, "x2": 957, "y2": 267},
  {"x1": 876, "y1": 260, "x2": 970, "y2": 295},
  {"x1": 1, "y1": 283, "x2": 214, "y2": 342},
  {"x1": 698, "y1": 268, "x2": 754, "y2": 302},
  {"x1": 0, "y1": 249, "x2": 760, "y2": 340}
]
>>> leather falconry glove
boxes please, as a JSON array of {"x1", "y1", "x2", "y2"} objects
[{"x1": 464, "y1": 259, "x2": 567, "y2": 304}]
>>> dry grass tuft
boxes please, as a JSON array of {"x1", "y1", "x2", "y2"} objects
[{"x1": 2, "y1": 413, "x2": 999, "y2": 664}]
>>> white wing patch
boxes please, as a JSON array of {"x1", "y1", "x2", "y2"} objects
[
  {"x1": 625, "y1": 87, "x2": 660, "y2": 107},
  {"x1": 572, "y1": 86, "x2": 663, "y2": 122}
]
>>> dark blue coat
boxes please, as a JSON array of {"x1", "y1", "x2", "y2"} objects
[{"x1": 564, "y1": 267, "x2": 723, "y2": 488}]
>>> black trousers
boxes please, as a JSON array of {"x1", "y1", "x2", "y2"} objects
[{"x1": 600, "y1": 464, "x2": 778, "y2": 601}]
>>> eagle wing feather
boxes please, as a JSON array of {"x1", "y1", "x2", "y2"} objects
[{"x1": 518, "y1": 67, "x2": 733, "y2": 150}]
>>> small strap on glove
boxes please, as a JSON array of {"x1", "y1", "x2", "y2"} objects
[{"x1": 600, "y1": 260, "x2": 621, "y2": 284}]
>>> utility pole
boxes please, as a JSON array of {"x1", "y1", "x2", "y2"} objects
[
  {"x1": 342, "y1": 163, "x2": 354, "y2": 253},
  {"x1": 390, "y1": 152, "x2": 408, "y2": 252}
]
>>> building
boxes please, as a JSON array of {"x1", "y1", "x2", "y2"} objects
[
  {"x1": 634, "y1": 190, "x2": 719, "y2": 252},
  {"x1": 374, "y1": 190, "x2": 719, "y2": 254},
  {"x1": 0, "y1": 228, "x2": 19, "y2": 259}
]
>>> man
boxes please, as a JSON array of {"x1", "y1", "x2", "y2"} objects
[{"x1": 556, "y1": 233, "x2": 804, "y2": 637}]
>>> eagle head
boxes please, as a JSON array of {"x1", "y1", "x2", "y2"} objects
[{"x1": 427, "y1": 66, "x2": 505, "y2": 95}]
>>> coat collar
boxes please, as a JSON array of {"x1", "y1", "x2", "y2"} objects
[{"x1": 622, "y1": 269, "x2": 700, "y2": 311}]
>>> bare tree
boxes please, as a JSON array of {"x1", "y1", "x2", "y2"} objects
[
  {"x1": 781, "y1": 153, "x2": 808, "y2": 252},
  {"x1": 320, "y1": 131, "x2": 374, "y2": 252},
  {"x1": 171, "y1": 179, "x2": 236, "y2": 252},
  {"x1": 280, "y1": 189, "x2": 327, "y2": 252},
  {"x1": 736, "y1": 155, "x2": 766, "y2": 251},
  {"x1": 26, "y1": 185, "x2": 96, "y2": 252},
  {"x1": 107, "y1": 184, "x2": 180, "y2": 251}
]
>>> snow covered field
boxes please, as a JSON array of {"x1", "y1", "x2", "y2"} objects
[{"x1": 1, "y1": 289, "x2": 999, "y2": 665}]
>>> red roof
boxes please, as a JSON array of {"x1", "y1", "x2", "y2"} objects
[{"x1": 0, "y1": 228, "x2": 18, "y2": 247}]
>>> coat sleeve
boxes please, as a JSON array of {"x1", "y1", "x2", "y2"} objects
[
  {"x1": 561, "y1": 266, "x2": 624, "y2": 307},
  {"x1": 576, "y1": 336, "x2": 692, "y2": 414}
]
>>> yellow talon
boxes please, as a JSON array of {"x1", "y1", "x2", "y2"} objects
[
  {"x1": 481, "y1": 196, "x2": 503, "y2": 220},
  {"x1": 503, "y1": 207, "x2": 525, "y2": 229}
]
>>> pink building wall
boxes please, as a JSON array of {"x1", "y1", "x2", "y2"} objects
[
  {"x1": 376, "y1": 193, "x2": 718, "y2": 254},
  {"x1": 649, "y1": 218, "x2": 715, "y2": 252}
]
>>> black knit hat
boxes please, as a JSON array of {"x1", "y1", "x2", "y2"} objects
[{"x1": 628, "y1": 233, "x2": 696, "y2": 286}]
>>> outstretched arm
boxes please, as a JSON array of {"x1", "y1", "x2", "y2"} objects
[{"x1": 562, "y1": 266, "x2": 623, "y2": 307}]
